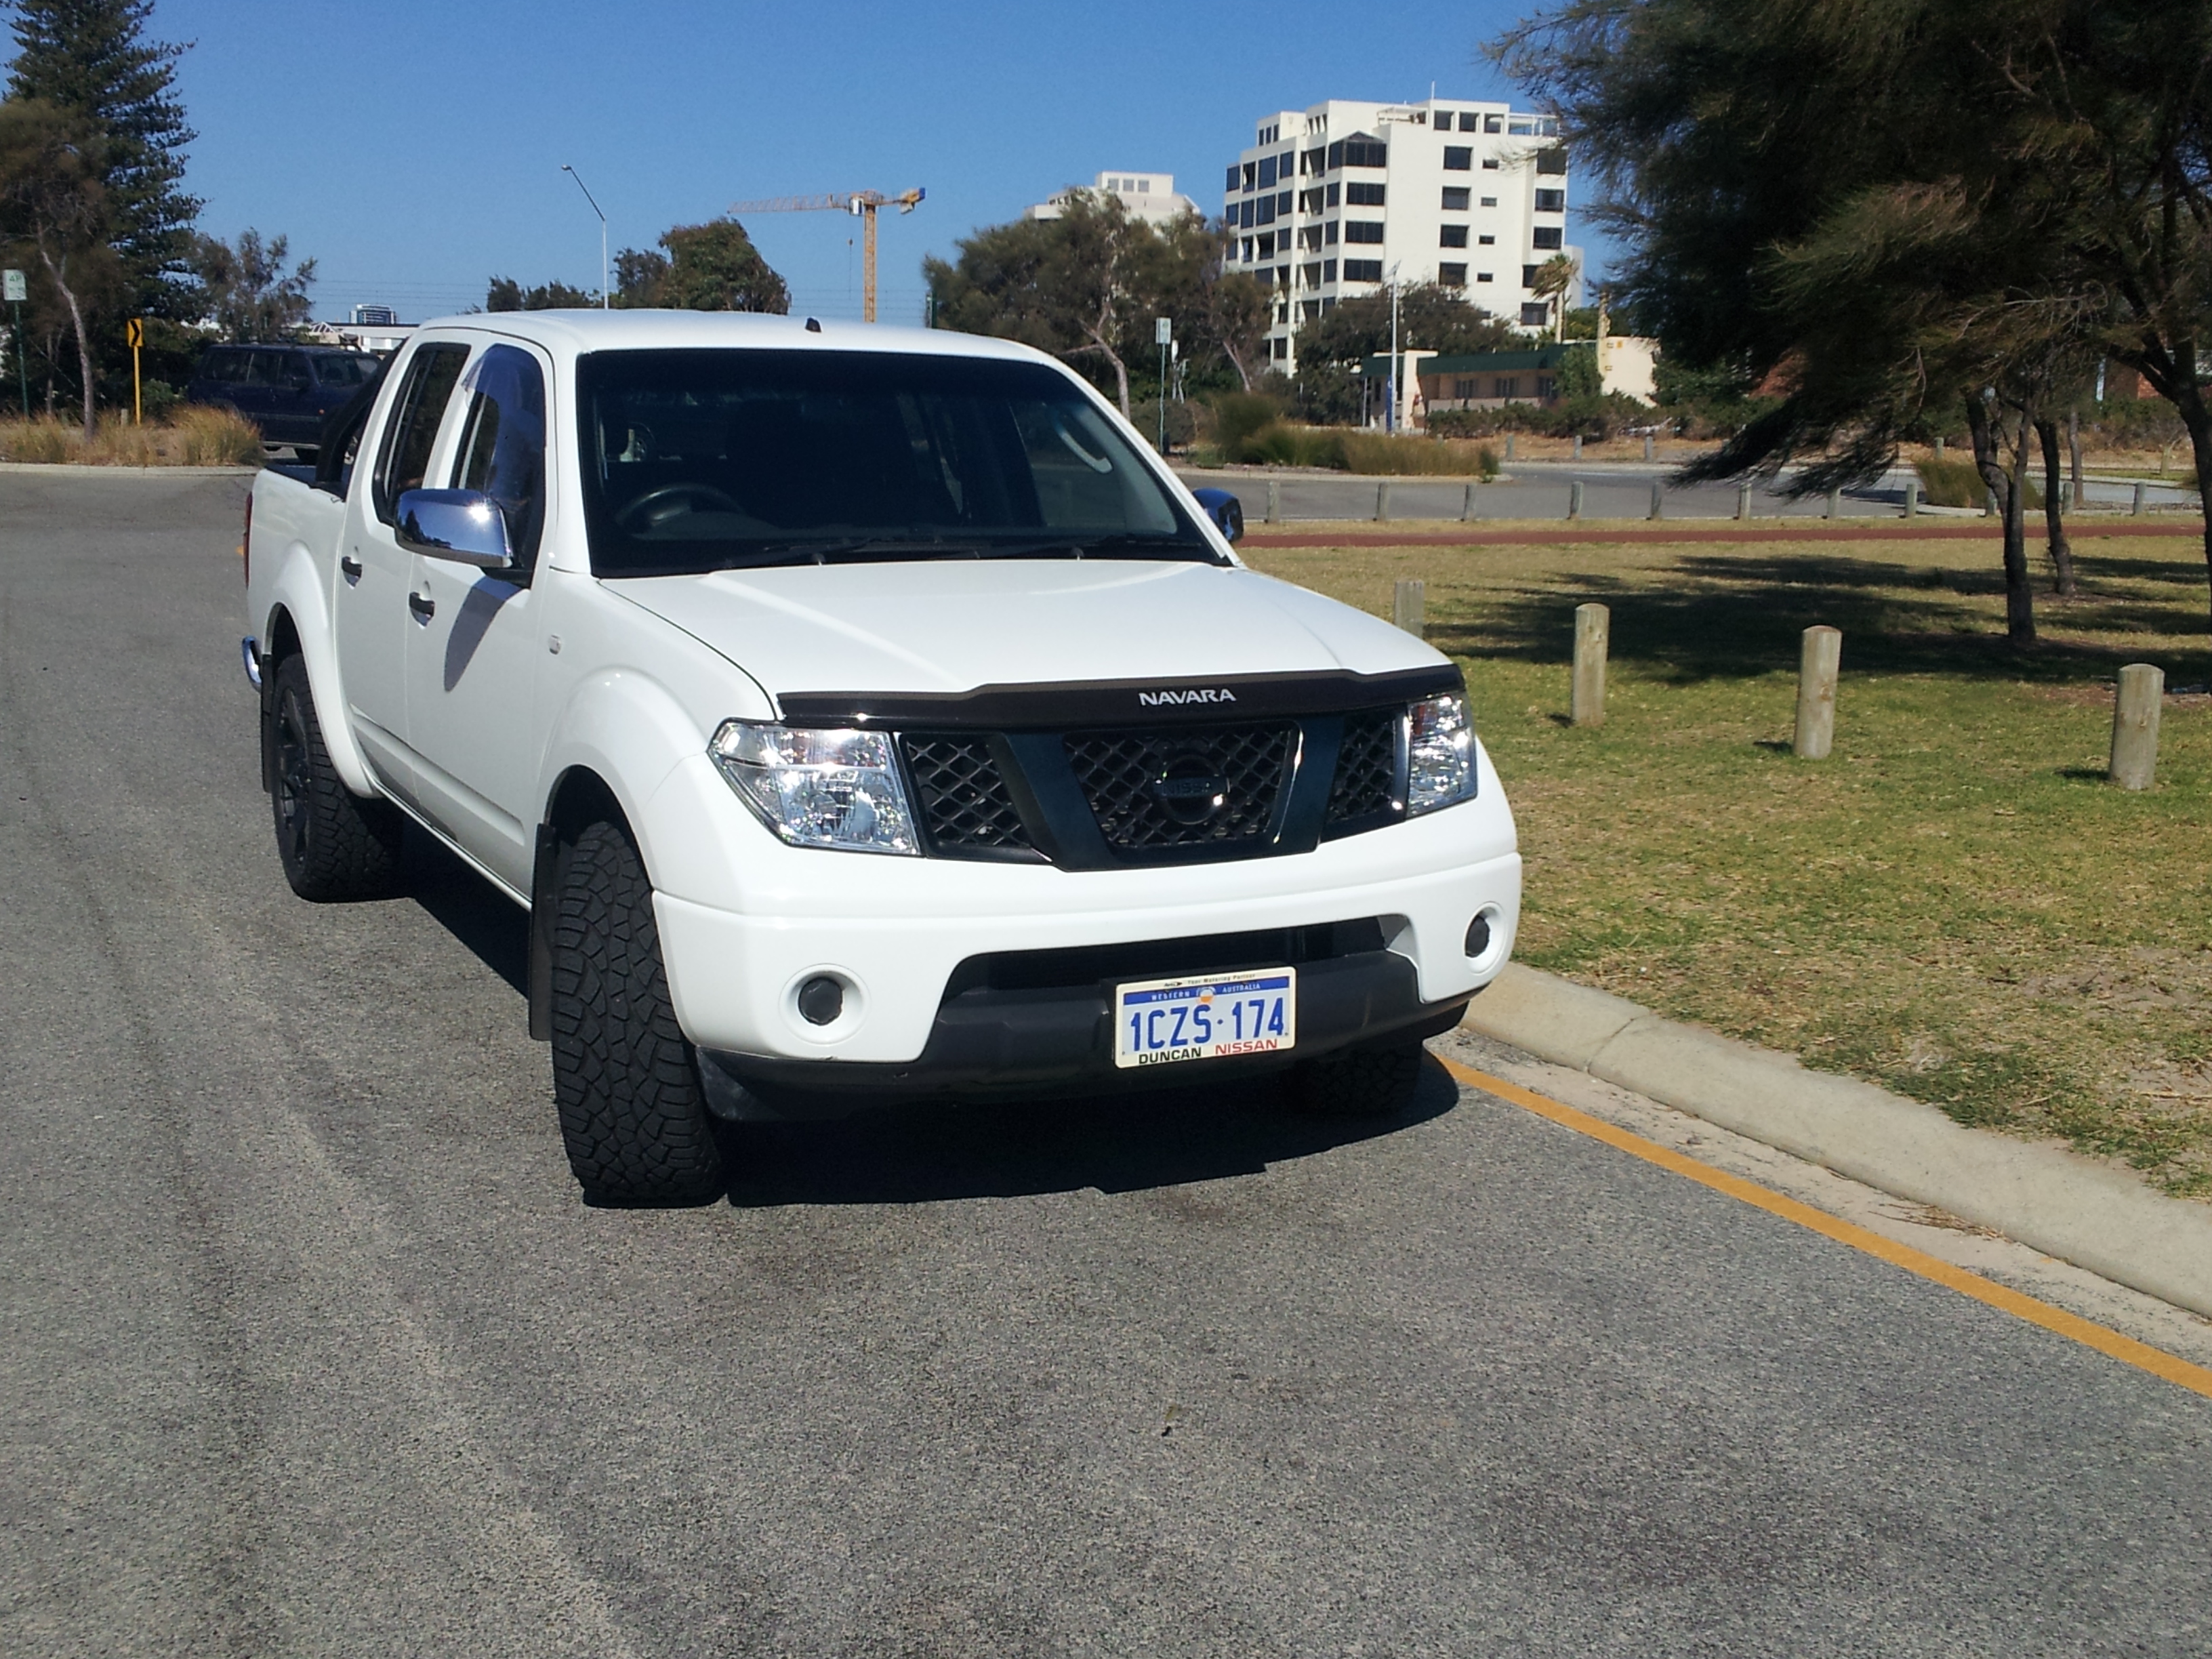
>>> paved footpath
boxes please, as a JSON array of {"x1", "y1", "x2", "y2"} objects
[{"x1": 3, "y1": 472, "x2": 2208, "y2": 1658}]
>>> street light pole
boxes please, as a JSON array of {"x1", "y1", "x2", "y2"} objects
[
  {"x1": 1386, "y1": 267, "x2": 1401, "y2": 434},
  {"x1": 561, "y1": 165, "x2": 610, "y2": 308}
]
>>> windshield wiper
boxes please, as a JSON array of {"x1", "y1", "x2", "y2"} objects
[{"x1": 972, "y1": 533, "x2": 1217, "y2": 561}]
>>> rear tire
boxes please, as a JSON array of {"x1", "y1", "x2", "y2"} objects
[
  {"x1": 1289, "y1": 1040, "x2": 1427, "y2": 1119},
  {"x1": 268, "y1": 654, "x2": 403, "y2": 901},
  {"x1": 549, "y1": 820, "x2": 725, "y2": 1206}
]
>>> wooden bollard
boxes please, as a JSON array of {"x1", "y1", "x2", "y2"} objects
[
  {"x1": 1736, "y1": 480, "x2": 1753, "y2": 520},
  {"x1": 1572, "y1": 602, "x2": 1609, "y2": 727},
  {"x1": 1572, "y1": 434, "x2": 1584, "y2": 460},
  {"x1": 1825, "y1": 485, "x2": 1841, "y2": 519},
  {"x1": 1793, "y1": 626, "x2": 1843, "y2": 758},
  {"x1": 1375, "y1": 480, "x2": 1391, "y2": 521},
  {"x1": 1265, "y1": 478, "x2": 1280, "y2": 523},
  {"x1": 1643, "y1": 432, "x2": 1654, "y2": 462},
  {"x1": 1647, "y1": 480, "x2": 1663, "y2": 520},
  {"x1": 2133, "y1": 481, "x2": 2148, "y2": 517},
  {"x1": 1505, "y1": 434, "x2": 1516, "y2": 462},
  {"x1": 1460, "y1": 481, "x2": 1476, "y2": 520},
  {"x1": 2110, "y1": 663, "x2": 2164, "y2": 790},
  {"x1": 1393, "y1": 578, "x2": 1427, "y2": 638},
  {"x1": 1903, "y1": 479, "x2": 1919, "y2": 518},
  {"x1": 1568, "y1": 479, "x2": 1584, "y2": 520}
]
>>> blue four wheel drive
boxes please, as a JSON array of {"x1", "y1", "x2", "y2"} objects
[{"x1": 185, "y1": 344, "x2": 382, "y2": 455}]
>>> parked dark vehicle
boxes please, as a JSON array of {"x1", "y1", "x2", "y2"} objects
[{"x1": 186, "y1": 345, "x2": 382, "y2": 458}]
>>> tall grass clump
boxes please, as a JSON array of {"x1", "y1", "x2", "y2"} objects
[
  {"x1": 1338, "y1": 432, "x2": 1500, "y2": 478},
  {"x1": 1917, "y1": 454, "x2": 2039, "y2": 510},
  {"x1": 0, "y1": 407, "x2": 264, "y2": 466}
]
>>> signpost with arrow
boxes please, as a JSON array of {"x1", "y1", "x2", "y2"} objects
[{"x1": 3, "y1": 268, "x2": 26, "y2": 417}]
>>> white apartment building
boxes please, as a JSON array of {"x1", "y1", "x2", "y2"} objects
[
  {"x1": 1027, "y1": 171, "x2": 1201, "y2": 226},
  {"x1": 1223, "y1": 99, "x2": 1576, "y2": 374}
]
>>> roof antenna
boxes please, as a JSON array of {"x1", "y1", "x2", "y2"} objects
[{"x1": 805, "y1": 316, "x2": 822, "y2": 332}]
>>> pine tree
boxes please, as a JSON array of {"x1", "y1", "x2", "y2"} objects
[{"x1": 6, "y1": 0, "x2": 198, "y2": 312}]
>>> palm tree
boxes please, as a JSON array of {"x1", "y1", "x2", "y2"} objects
[{"x1": 1530, "y1": 253, "x2": 1580, "y2": 341}]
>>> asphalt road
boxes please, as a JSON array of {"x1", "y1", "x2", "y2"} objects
[{"x1": 4, "y1": 470, "x2": 2208, "y2": 1658}]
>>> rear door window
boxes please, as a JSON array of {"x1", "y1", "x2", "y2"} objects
[
  {"x1": 199, "y1": 348, "x2": 248, "y2": 385},
  {"x1": 245, "y1": 349, "x2": 293, "y2": 388},
  {"x1": 373, "y1": 343, "x2": 472, "y2": 525}
]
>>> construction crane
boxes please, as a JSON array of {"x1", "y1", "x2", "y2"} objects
[{"x1": 726, "y1": 188, "x2": 925, "y2": 323}]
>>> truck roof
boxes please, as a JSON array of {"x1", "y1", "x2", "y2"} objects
[{"x1": 407, "y1": 308, "x2": 1048, "y2": 365}]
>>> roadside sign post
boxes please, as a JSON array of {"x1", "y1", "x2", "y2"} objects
[
  {"x1": 1155, "y1": 317, "x2": 1172, "y2": 455},
  {"x1": 3, "y1": 268, "x2": 26, "y2": 417},
  {"x1": 125, "y1": 316, "x2": 145, "y2": 423}
]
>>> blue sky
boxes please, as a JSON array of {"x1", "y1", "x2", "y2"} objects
[{"x1": 163, "y1": 0, "x2": 1575, "y2": 326}]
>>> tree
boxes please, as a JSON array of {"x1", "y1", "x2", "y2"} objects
[
  {"x1": 1499, "y1": 0, "x2": 2212, "y2": 629},
  {"x1": 5, "y1": 0, "x2": 197, "y2": 314},
  {"x1": 927, "y1": 198, "x2": 1256, "y2": 412},
  {"x1": 190, "y1": 229, "x2": 314, "y2": 341},
  {"x1": 0, "y1": 96, "x2": 115, "y2": 438},
  {"x1": 1529, "y1": 253, "x2": 1579, "y2": 341},
  {"x1": 487, "y1": 275, "x2": 597, "y2": 311},
  {"x1": 609, "y1": 218, "x2": 786, "y2": 313}
]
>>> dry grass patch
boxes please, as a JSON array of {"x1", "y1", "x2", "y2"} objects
[
  {"x1": 1245, "y1": 528, "x2": 2212, "y2": 1197},
  {"x1": 0, "y1": 407, "x2": 264, "y2": 466}
]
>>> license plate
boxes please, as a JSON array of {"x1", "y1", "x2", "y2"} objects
[{"x1": 1113, "y1": 966, "x2": 1297, "y2": 1069}]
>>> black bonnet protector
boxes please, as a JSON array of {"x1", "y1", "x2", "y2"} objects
[{"x1": 776, "y1": 664, "x2": 1465, "y2": 729}]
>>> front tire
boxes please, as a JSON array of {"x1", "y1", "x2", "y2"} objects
[
  {"x1": 268, "y1": 654, "x2": 403, "y2": 901},
  {"x1": 1289, "y1": 1041, "x2": 1427, "y2": 1118},
  {"x1": 548, "y1": 820, "x2": 725, "y2": 1206}
]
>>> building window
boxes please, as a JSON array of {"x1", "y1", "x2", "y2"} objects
[
  {"x1": 1303, "y1": 262, "x2": 1322, "y2": 288},
  {"x1": 1536, "y1": 376, "x2": 1557, "y2": 398},
  {"x1": 1536, "y1": 146, "x2": 1568, "y2": 176},
  {"x1": 1521, "y1": 304, "x2": 1549, "y2": 326},
  {"x1": 1326, "y1": 182, "x2": 1340, "y2": 207},
  {"x1": 1480, "y1": 197, "x2": 1498, "y2": 207},
  {"x1": 1258, "y1": 232, "x2": 1275, "y2": 258},
  {"x1": 1343, "y1": 258, "x2": 1383, "y2": 282},
  {"x1": 1441, "y1": 186, "x2": 1471, "y2": 210},
  {"x1": 1272, "y1": 337, "x2": 1289, "y2": 360},
  {"x1": 1344, "y1": 220, "x2": 1384, "y2": 244},
  {"x1": 1258, "y1": 156, "x2": 1277, "y2": 190},
  {"x1": 1476, "y1": 271, "x2": 1494, "y2": 282},
  {"x1": 1277, "y1": 190, "x2": 1292, "y2": 213},
  {"x1": 1277, "y1": 265, "x2": 1290, "y2": 289},
  {"x1": 1303, "y1": 300, "x2": 1322, "y2": 320},
  {"x1": 1256, "y1": 195, "x2": 1276, "y2": 226},
  {"x1": 1524, "y1": 264, "x2": 1541, "y2": 286},
  {"x1": 1443, "y1": 146, "x2": 1473, "y2": 171},
  {"x1": 1341, "y1": 138, "x2": 1388, "y2": 168},
  {"x1": 1240, "y1": 238, "x2": 1252, "y2": 262},
  {"x1": 1346, "y1": 181, "x2": 1385, "y2": 206},
  {"x1": 1139, "y1": 179, "x2": 1151, "y2": 193},
  {"x1": 1439, "y1": 224, "x2": 1469, "y2": 247},
  {"x1": 1322, "y1": 295, "x2": 1336, "y2": 311},
  {"x1": 1326, "y1": 140, "x2": 1343, "y2": 170},
  {"x1": 1303, "y1": 146, "x2": 1324, "y2": 175},
  {"x1": 1532, "y1": 226, "x2": 1563, "y2": 249},
  {"x1": 1482, "y1": 158, "x2": 1501, "y2": 171},
  {"x1": 1485, "y1": 115, "x2": 1504, "y2": 133},
  {"x1": 1495, "y1": 376, "x2": 1518, "y2": 397},
  {"x1": 1324, "y1": 220, "x2": 1338, "y2": 245},
  {"x1": 1460, "y1": 112, "x2": 1483, "y2": 131},
  {"x1": 1225, "y1": 164, "x2": 1240, "y2": 192},
  {"x1": 1239, "y1": 201, "x2": 1254, "y2": 228},
  {"x1": 1479, "y1": 234, "x2": 1496, "y2": 245},
  {"x1": 1439, "y1": 263, "x2": 1468, "y2": 286},
  {"x1": 1243, "y1": 162, "x2": 1256, "y2": 192},
  {"x1": 1534, "y1": 188, "x2": 1565, "y2": 212},
  {"x1": 1323, "y1": 259, "x2": 1336, "y2": 282}
]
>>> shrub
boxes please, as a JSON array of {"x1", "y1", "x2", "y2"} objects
[
  {"x1": 1337, "y1": 432, "x2": 1500, "y2": 478},
  {"x1": 1210, "y1": 392, "x2": 1281, "y2": 454},
  {"x1": 0, "y1": 406, "x2": 264, "y2": 466},
  {"x1": 1915, "y1": 455, "x2": 2040, "y2": 510},
  {"x1": 1233, "y1": 420, "x2": 1346, "y2": 468},
  {"x1": 1128, "y1": 398, "x2": 1197, "y2": 451}
]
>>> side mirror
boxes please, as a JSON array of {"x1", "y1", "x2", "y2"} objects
[
  {"x1": 396, "y1": 488, "x2": 512, "y2": 567},
  {"x1": 1190, "y1": 486, "x2": 1245, "y2": 544}
]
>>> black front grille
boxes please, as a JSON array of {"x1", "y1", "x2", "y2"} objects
[
  {"x1": 901, "y1": 734, "x2": 1038, "y2": 857},
  {"x1": 1063, "y1": 724, "x2": 1294, "y2": 853},
  {"x1": 1328, "y1": 706, "x2": 1402, "y2": 827}
]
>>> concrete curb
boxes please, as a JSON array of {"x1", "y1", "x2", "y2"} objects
[{"x1": 1462, "y1": 963, "x2": 2212, "y2": 1321}]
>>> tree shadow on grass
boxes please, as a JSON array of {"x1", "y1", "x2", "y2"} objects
[{"x1": 1436, "y1": 552, "x2": 2211, "y2": 685}]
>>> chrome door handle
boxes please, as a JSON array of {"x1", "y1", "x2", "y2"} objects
[
  {"x1": 407, "y1": 590, "x2": 435, "y2": 622},
  {"x1": 340, "y1": 554, "x2": 363, "y2": 581}
]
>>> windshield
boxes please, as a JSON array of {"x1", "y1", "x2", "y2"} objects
[{"x1": 575, "y1": 348, "x2": 1218, "y2": 576}]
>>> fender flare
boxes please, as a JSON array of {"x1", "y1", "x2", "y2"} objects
[{"x1": 261, "y1": 542, "x2": 380, "y2": 798}]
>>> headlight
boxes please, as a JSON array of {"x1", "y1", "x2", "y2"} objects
[
  {"x1": 709, "y1": 721, "x2": 920, "y2": 855},
  {"x1": 1406, "y1": 693, "x2": 1477, "y2": 816}
]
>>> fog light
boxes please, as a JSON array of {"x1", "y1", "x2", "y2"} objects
[
  {"x1": 1465, "y1": 914, "x2": 1492, "y2": 959},
  {"x1": 797, "y1": 975, "x2": 844, "y2": 1026}
]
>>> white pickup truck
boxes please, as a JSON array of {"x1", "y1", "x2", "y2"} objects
[{"x1": 242, "y1": 311, "x2": 1521, "y2": 1204}]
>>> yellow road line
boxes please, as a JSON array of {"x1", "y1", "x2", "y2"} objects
[{"x1": 1438, "y1": 1055, "x2": 2212, "y2": 1402}]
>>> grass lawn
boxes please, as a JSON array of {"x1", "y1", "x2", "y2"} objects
[{"x1": 1243, "y1": 523, "x2": 2212, "y2": 1199}]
